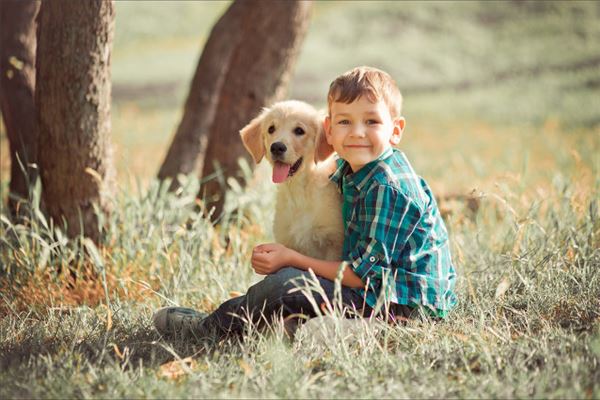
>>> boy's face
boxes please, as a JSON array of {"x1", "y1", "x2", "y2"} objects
[{"x1": 324, "y1": 96, "x2": 405, "y2": 172}]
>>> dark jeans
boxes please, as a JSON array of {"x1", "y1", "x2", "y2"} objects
[{"x1": 196, "y1": 267, "x2": 368, "y2": 339}]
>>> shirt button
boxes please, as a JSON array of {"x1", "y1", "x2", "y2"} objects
[{"x1": 369, "y1": 256, "x2": 376, "y2": 262}]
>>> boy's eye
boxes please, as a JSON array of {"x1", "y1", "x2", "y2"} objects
[
  {"x1": 366, "y1": 119, "x2": 379, "y2": 125},
  {"x1": 338, "y1": 119, "x2": 350, "y2": 125},
  {"x1": 293, "y1": 127, "x2": 305, "y2": 136},
  {"x1": 268, "y1": 125, "x2": 275, "y2": 134}
]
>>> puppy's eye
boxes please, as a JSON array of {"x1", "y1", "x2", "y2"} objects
[
  {"x1": 293, "y1": 127, "x2": 305, "y2": 136},
  {"x1": 268, "y1": 125, "x2": 275, "y2": 134}
]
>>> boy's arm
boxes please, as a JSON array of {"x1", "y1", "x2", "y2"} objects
[
  {"x1": 251, "y1": 243, "x2": 364, "y2": 288},
  {"x1": 346, "y1": 185, "x2": 421, "y2": 289},
  {"x1": 289, "y1": 249, "x2": 365, "y2": 288}
]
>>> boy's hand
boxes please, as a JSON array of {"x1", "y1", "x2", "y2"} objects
[{"x1": 251, "y1": 243, "x2": 295, "y2": 275}]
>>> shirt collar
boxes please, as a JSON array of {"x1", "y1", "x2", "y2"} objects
[{"x1": 330, "y1": 147, "x2": 394, "y2": 191}]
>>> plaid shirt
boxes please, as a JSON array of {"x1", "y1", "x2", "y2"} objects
[{"x1": 330, "y1": 148, "x2": 457, "y2": 316}]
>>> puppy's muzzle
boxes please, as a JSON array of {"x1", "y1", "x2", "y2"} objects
[{"x1": 270, "y1": 142, "x2": 287, "y2": 160}]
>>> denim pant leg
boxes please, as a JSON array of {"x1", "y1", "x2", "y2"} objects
[{"x1": 197, "y1": 267, "x2": 367, "y2": 338}]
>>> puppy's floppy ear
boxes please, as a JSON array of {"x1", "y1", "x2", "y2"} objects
[
  {"x1": 314, "y1": 118, "x2": 334, "y2": 163},
  {"x1": 240, "y1": 113, "x2": 265, "y2": 164}
]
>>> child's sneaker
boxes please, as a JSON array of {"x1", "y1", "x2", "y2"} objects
[{"x1": 153, "y1": 307, "x2": 208, "y2": 337}]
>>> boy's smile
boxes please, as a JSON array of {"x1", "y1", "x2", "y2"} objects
[{"x1": 324, "y1": 96, "x2": 405, "y2": 172}]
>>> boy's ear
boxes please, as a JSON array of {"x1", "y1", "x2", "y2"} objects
[
  {"x1": 390, "y1": 117, "x2": 406, "y2": 145},
  {"x1": 314, "y1": 117, "x2": 335, "y2": 163},
  {"x1": 240, "y1": 112, "x2": 266, "y2": 164}
]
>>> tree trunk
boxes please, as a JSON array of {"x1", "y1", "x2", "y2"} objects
[
  {"x1": 36, "y1": 0, "x2": 116, "y2": 242},
  {"x1": 0, "y1": 0, "x2": 40, "y2": 216},
  {"x1": 199, "y1": 0, "x2": 312, "y2": 221},
  {"x1": 157, "y1": 0, "x2": 252, "y2": 189}
]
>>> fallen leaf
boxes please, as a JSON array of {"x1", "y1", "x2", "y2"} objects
[
  {"x1": 495, "y1": 277, "x2": 510, "y2": 299},
  {"x1": 452, "y1": 332, "x2": 469, "y2": 342},
  {"x1": 566, "y1": 247, "x2": 575, "y2": 262},
  {"x1": 238, "y1": 359, "x2": 253, "y2": 377},
  {"x1": 159, "y1": 357, "x2": 196, "y2": 380}
]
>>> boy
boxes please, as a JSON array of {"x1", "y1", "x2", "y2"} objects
[{"x1": 153, "y1": 66, "x2": 457, "y2": 339}]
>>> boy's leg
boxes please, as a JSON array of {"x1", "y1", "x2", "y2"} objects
[
  {"x1": 244, "y1": 266, "x2": 367, "y2": 321},
  {"x1": 197, "y1": 267, "x2": 366, "y2": 338},
  {"x1": 154, "y1": 267, "x2": 367, "y2": 339},
  {"x1": 153, "y1": 295, "x2": 247, "y2": 340}
]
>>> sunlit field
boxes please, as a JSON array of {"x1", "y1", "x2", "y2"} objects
[{"x1": 1, "y1": 2, "x2": 599, "y2": 398}]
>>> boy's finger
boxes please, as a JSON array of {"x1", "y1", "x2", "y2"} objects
[
  {"x1": 254, "y1": 259, "x2": 270, "y2": 271},
  {"x1": 255, "y1": 253, "x2": 273, "y2": 264},
  {"x1": 251, "y1": 257, "x2": 261, "y2": 267},
  {"x1": 253, "y1": 266, "x2": 264, "y2": 274},
  {"x1": 257, "y1": 243, "x2": 277, "y2": 252},
  {"x1": 254, "y1": 243, "x2": 275, "y2": 252}
]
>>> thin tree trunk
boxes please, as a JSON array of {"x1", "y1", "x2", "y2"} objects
[
  {"x1": 157, "y1": 0, "x2": 251, "y2": 189},
  {"x1": 199, "y1": 0, "x2": 312, "y2": 221},
  {"x1": 0, "y1": 0, "x2": 40, "y2": 216},
  {"x1": 36, "y1": 0, "x2": 116, "y2": 242}
]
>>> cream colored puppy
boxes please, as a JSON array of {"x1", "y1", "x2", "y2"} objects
[{"x1": 240, "y1": 100, "x2": 343, "y2": 261}]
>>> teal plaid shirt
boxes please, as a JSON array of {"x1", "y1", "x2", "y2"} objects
[{"x1": 330, "y1": 148, "x2": 457, "y2": 316}]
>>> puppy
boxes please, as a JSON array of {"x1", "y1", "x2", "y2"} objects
[{"x1": 240, "y1": 100, "x2": 343, "y2": 261}]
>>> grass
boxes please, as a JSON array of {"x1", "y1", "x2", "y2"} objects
[
  {"x1": 1, "y1": 162, "x2": 599, "y2": 397},
  {"x1": 1, "y1": 1, "x2": 600, "y2": 398}
]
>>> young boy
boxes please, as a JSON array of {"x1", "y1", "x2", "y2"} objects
[{"x1": 153, "y1": 66, "x2": 457, "y2": 339}]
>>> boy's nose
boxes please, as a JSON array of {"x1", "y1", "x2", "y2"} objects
[{"x1": 350, "y1": 124, "x2": 366, "y2": 137}]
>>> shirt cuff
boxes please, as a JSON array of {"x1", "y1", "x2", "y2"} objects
[{"x1": 350, "y1": 251, "x2": 380, "y2": 282}]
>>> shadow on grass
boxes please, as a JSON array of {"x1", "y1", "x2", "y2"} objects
[{"x1": 0, "y1": 322, "x2": 241, "y2": 372}]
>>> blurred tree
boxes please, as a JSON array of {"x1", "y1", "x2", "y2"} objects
[
  {"x1": 0, "y1": 0, "x2": 40, "y2": 216},
  {"x1": 200, "y1": 0, "x2": 312, "y2": 221},
  {"x1": 157, "y1": 0, "x2": 252, "y2": 190},
  {"x1": 36, "y1": 0, "x2": 116, "y2": 243}
]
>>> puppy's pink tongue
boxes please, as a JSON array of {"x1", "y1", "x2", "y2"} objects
[{"x1": 272, "y1": 162, "x2": 291, "y2": 183}]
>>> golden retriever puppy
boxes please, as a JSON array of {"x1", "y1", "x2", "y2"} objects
[{"x1": 240, "y1": 100, "x2": 343, "y2": 261}]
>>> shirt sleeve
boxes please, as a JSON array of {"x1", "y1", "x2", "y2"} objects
[{"x1": 348, "y1": 184, "x2": 422, "y2": 290}]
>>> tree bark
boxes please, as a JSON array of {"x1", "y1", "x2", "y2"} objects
[
  {"x1": 0, "y1": 0, "x2": 40, "y2": 216},
  {"x1": 157, "y1": 0, "x2": 251, "y2": 189},
  {"x1": 36, "y1": 0, "x2": 116, "y2": 242},
  {"x1": 199, "y1": 0, "x2": 312, "y2": 221}
]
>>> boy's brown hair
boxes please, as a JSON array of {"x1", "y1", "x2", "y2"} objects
[{"x1": 327, "y1": 66, "x2": 403, "y2": 118}]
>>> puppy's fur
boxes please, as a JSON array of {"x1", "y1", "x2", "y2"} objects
[{"x1": 240, "y1": 100, "x2": 343, "y2": 261}]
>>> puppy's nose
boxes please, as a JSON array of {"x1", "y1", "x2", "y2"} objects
[{"x1": 270, "y1": 142, "x2": 287, "y2": 157}]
